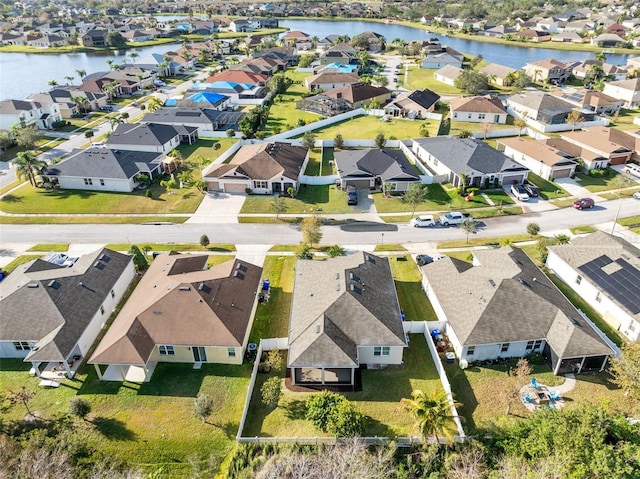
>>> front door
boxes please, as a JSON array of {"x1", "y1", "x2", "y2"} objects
[{"x1": 193, "y1": 346, "x2": 207, "y2": 362}]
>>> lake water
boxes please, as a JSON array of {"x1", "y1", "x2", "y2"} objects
[
  {"x1": 0, "y1": 43, "x2": 178, "y2": 101},
  {"x1": 0, "y1": 18, "x2": 632, "y2": 100},
  {"x1": 280, "y1": 19, "x2": 631, "y2": 69}
]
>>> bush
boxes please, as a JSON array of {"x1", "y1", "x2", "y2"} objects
[
  {"x1": 245, "y1": 188, "x2": 252, "y2": 194},
  {"x1": 68, "y1": 397, "x2": 91, "y2": 420},
  {"x1": 261, "y1": 377, "x2": 282, "y2": 406},
  {"x1": 200, "y1": 234, "x2": 210, "y2": 248},
  {"x1": 588, "y1": 168, "x2": 608, "y2": 177},
  {"x1": 527, "y1": 223, "x2": 540, "y2": 236},
  {"x1": 145, "y1": 189, "x2": 152, "y2": 198},
  {"x1": 84, "y1": 130, "x2": 94, "y2": 138},
  {"x1": 193, "y1": 394, "x2": 214, "y2": 423},
  {"x1": 305, "y1": 391, "x2": 365, "y2": 437}
]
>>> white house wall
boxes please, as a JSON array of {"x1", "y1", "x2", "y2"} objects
[
  {"x1": 58, "y1": 176, "x2": 135, "y2": 193},
  {"x1": 357, "y1": 345, "x2": 404, "y2": 366},
  {"x1": 603, "y1": 84, "x2": 640, "y2": 108},
  {"x1": 546, "y1": 251, "x2": 640, "y2": 342},
  {"x1": 0, "y1": 340, "x2": 36, "y2": 358},
  {"x1": 502, "y1": 145, "x2": 568, "y2": 180},
  {"x1": 451, "y1": 111, "x2": 508, "y2": 124},
  {"x1": 107, "y1": 137, "x2": 178, "y2": 154}
]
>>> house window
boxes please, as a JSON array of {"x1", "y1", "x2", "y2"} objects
[
  {"x1": 453, "y1": 112, "x2": 458, "y2": 119},
  {"x1": 111, "y1": 289, "x2": 115, "y2": 298},
  {"x1": 501, "y1": 343, "x2": 510, "y2": 353},
  {"x1": 468, "y1": 113, "x2": 472, "y2": 119},
  {"x1": 99, "y1": 179, "x2": 105, "y2": 186},
  {"x1": 479, "y1": 113, "x2": 486, "y2": 120},
  {"x1": 253, "y1": 180, "x2": 268, "y2": 189},
  {"x1": 467, "y1": 346, "x2": 475, "y2": 356},
  {"x1": 433, "y1": 158, "x2": 438, "y2": 166},
  {"x1": 534, "y1": 340, "x2": 543, "y2": 349},
  {"x1": 374, "y1": 346, "x2": 390, "y2": 356},
  {"x1": 13, "y1": 341, "x2": 31, "y2": 351},
  {"x1": 494, "y1": 114, "x2": 500, "y2": 123},
  {"x1": 595, "y1": 291, "x2": 602, "y2": 303},
  {"x1": 100, "y1": 305, "x2": 105, "y2": 315},
  {"x1": 227, "y1": 347, "x2": 236, "y2": 357},
  {"x1": 576, "y1": 275, "x2": 582, "y2": 285},
  {"x1": 83, "y1": 178, "x2": 93, "y2": 185},
  {"x1": 159, "y1": 345, "x2": 175, "y2": 355},
  {"x1": 526, "y1": 340, "x2": 534, "y2": 350}
]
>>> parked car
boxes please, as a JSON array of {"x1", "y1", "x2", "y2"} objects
[
  {"x1": 573, "y1": 197, "x2": 595, "y2": 209},
  {"x1": 523, "y1": 183, "x2": 539, "y2": 197},
  {"x1": 153, "y1": 80, "x2": 167, "y2": 87},
  {"x1": 99, "y1": 105, "x2": 114, "y2": 112},
  {"x1": 510, "y1": 183, "x2": 530, "y2": 201},
  {"x1": 622, "y1": 163, "x2": 640, "y2": 178},
  {"x1": 416, "y1": 254, "x2": 434, "y2": 266},
  {"x1": 410, "y1": 215, "x2": 436, "y2": 227},
  {"x1": 632, "y1": 191, "x2": 640, "y2": 199},
  {"x1": 438, "y1": 212, "x2": 469, "y2": 226},
  {"x1": 347, "y1": 186, "x2": 358, "y2": 205}
]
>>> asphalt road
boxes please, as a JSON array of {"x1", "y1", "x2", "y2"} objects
[{"x1": 1, "y1": 198, "x2": 638, "y2": 245}]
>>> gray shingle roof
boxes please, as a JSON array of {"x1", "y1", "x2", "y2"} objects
[
  {"x1": 421, "y1": 247, "x2": 613, "y2": 359},
  {"x1": 288, "y1": 253, "x2": 407, "y2": 368},
  {"x1": 413, "y1": 136, "x2": 529, "y2": 175},
  {"x1": 46, "y1": 147, "x2": 163, "y2": 180},
  {"x1": 335, "y1": 148, "x2": 420, "y2": 183},
  {"x1": 107, "y1": 123, "x2": 180, "y2": 147},
  {"x1": 0, "y1": 249, "x2": 133, "y2": 362}
]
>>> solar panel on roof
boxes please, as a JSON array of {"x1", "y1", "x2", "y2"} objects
[
  {"x1": 578, "y1": 255, "x2": 640, "y2": 315},
  {"x1": 176, "y1": 111, "x2": 202, "y2": 117}
]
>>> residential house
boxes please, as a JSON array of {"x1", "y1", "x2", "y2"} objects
[
  {"x1": 422, "y1": 53, "x2": 463, "y2": 70},
  {"x1": 89, "y1": 254, "x2": 262, "y2": 381},
  {"x1": 0, "y1": 99, "x2": 61, "y2": 130},
  {"x1": 411, "y1": 136, "x2": 530, "y2": 187},
  {"x1": 546, "y1": 231, "x2": 640, "y2": 342},
  {"x1": 28, "y1": 88, "x2": 108, "y2": 119},
  {"x1": 354, "y1": 31, "x2": 385, "y2": 52},
  {"x1": 121, "y1": 29, "x2": 153, "y2": 42},
  {"x1": 320, "y1": 43, "x2": 358, "y2": 65},
  {"x1": 334, "y1": 149, "x2": 421, "y2": 192},
  {"x1": 27, "y1": 34, "x2": 66, "y2": 48},
  {"x1": 482, "y1": 24, "x2": 517, "y2": 38},
  {"x1": 106, "y1": 123, "x2": 189, "y2": 153},
  {"x1": 206, "y1": 70, "x2": 268, "y2": 87},
  {"x1": 204, "y1": 142, "x2": 309, "y2": 194},
  {"x1": 142, "y1": 108, "x2": 245, "y2": 137},
  {"x1": 81, "y1": 28, "x2": 108, "y2": 46},
  {"x1": 591, "y1": 33, "x2": 626, "y2": 47},
  {"x1": 234, "y1": 57, "x2": 285, "y2": 77},
  {"x1": 572, "y1": 60, "x2": 627, "y2": 81},
  {"x1": 551, "y1": 31, "x2": 586, "y2": 43},
  {"x1": 304, "y1": 71, "x2": 361, "y2": 92},
  {"x1": 287, "y1": 253, "x2": 407, "y2": 388},
  {"x1": 551, "y1": 89, "x2": 622, "y2": 115},
  {"x1": 524, "y1": 59, "x2": 572, "y2": 83},
  {"x1": 43, "y1": 147, "x2": 165, "y2": 192},
  {"x1": 383, "y1": 89, "x2": 440, "y2": 119},
  {"x1": 559, "y1": 126, "x2": 636, "y2": 167},
  {"x1": 253, "y1": 46, "x2": 299, "y2": 66},
  {"x1": 81, "y1": 68, "x2": 154, "y2": 96},
  {"x1": 480, "y1": 63, "x2": 517, "y2": 86},
  {"x1": 449, "y1": 95, "x2": 508, "y2": 124},
  {"x1": 0, "y1": 249, "x2": 134, "y2": 379},
  {"x1": 433, "y1": 65, "x2": 464, "y2": 86},
  {"x1": 603, "y1": 78, "x2": 640, "y2": 108},
  {"x1": 515, "y1": 29, "x2": 551, "y2": 42},
  {"x1": 176, "y1": 92, "x2": 230, "y2": 110},
  {"x1": 420, "y1": 247, "x2": 615, "y2": 375},
  {"x1": 507, "y1": 91, "x2": 580, "y2": 125},
  {"x1": 323, "y1": 83, "x2": 391, "y2": 109},
  {"x1": 536, "y1": 17, "x2": 559, "y2": 33},
  {"x1": 296, "y1": 94, "x2": 353, "y2": 117},
  {"x1": 191, "y1": 80, "x2": 267, "y2": 102},
  {"x1": 229, "y1": 19, "x2": 252, "y2": 32},
  {"x1": 497, "y1": 137, "x2": 578, "y2": 180}
]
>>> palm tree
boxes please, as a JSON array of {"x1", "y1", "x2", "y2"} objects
[
  {"x1": 15, "y1": 151, "x2": 46, "y2": 187},
  {"x1": 110, "y1": 116, "x2": 123, "y2": 131},
  {"x1": 147, "y1": 97, "x2": 163, "y2": 112},
  {"x1": 401, "y1": 389, "x2": 461, "y2": 445},
  {"x1": 533, "y1": 69, "x2": 542, "y2": 84},
  {"x1": 71, "y1": 95, "x2": 89, "y2": 114},
  {"x1": 128, "y1": 51, "x2": 139, "y2": 64},
  {"x1": 106, "y1": 59, "x2": 116, "y2": 70},
  {"x1": 64, "y1": 76, "x2": 74, "y2": 85},
  {"x1": 48, "y1": 79, "x2": 58, "y2": 87},
  {"x1": 75, "y1": 69, "x2": 86, "y2": 82},
  {"x1": 514, "y1": 115, "x2": 527, "y2": 136}
]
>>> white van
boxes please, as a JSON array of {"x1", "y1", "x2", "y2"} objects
[{"x1": 622, "y1": 163, "x2": 640, "y2": 178}]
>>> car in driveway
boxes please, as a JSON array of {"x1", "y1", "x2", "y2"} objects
[
  {"x1": 410, "y1": 215, "x2": 436, "y2": 227},
  {"x1": 622, "y1": 163, "x2": 640, "y2": 178},
  {"x1": 416, "y1": 254, "x2": 446, "y2": 266},
  {"x1": 523, "y1": 183, "x2": 539, "y2": 197},
  {"x1": 99, "y1": 105, "x2": 114, "y2": 112},
  {"x1": 510, "y1": 183, "x2": 530, "y2": 201},
  {"x1": 347, "y1": 186, "x2": 358, "y2": 205},
  {"x1": 573, "y1": 197, "x2": 595, "y2": 209}
]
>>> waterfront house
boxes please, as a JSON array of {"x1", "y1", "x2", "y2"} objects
[{"x1": 0, "y1": 99, "x2": 61, "y2": 130}]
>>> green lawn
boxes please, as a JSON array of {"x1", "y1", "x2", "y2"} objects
[
  {"x1": 0, "y1": 216, "x2": 190, "y2": 224},
  {"x1": 527, "y1": 173, "x2": 568, "y2": 200},
  {"x1": 575, "y1": 170, "x2": 621, "y2": 192},
  {"x1": 242, "y1": 334, "x2": 443, "y2": 438},
  {"x1": 266, "y1": 68, "x2": 320, "y2": 134},
  {"x1": 27, "y1": 243, "x2": 69, "y2": 252},
  {"x1": 303, "y1": 148, "x2": 323, "y2": 176},
  {"x1": 569, "y1": 225, "x2": 598, "y2": 234},
  {"x1": 0, "y1": 183, "x2": 204, "y2": 215},
  {"x1": 618, "y1": 215, "x2": 640, "y2": 227},
  {"x1": 248, "y1": 255, "x2": 296, "y2": 343},
  {"x1": 240, "y1": 185, "x2": 354, "y2": 214},
  {"x1": 405, "y1": 65, "x2": 462, "y2": 96},
  {"x1": 483, "y1": 189, "x2": 515, "y2": 205},
  {"x1": 390, "y1": 255, "x2": 438, "y2": 322},
  {"x1": 105, "y1": 243, "x2": 236, "y2": 253},
  {"x1": 599, "y1": 186, "x2": 640, "y2": 200},
  {"x1": 309, "y1": 115, "x2": 438, "y2": 140},
  {"x1": 438, "y1": 233, "x2": 536, "y2": 249},
  {"x1": 374, "y1": 244, "x2": 407, "y2": 252},
  {"x1": 606, "y1": 108, "x2": 640, "y2": 131},
  {"x1": 470, "y1": 206, "x2": 522, "y2": 219},
  {"x1": 0, "y1": 359, "x2": 251, "y2": 478},
  {"x1": 321, "y1": 147, "x2": 335, "y2": 176},
  {"x1": 178, "y1": 138, "x2": 237, "y2": 167},
  {"x1": 2, "y1": 254, "x2": 43, "y2": 273},
  {"x1": 449, "y1": 116, "x2": 516, "y2": 136},
  {"x1": 373, "y1": 184, "x2": 490, "y2": 213}
]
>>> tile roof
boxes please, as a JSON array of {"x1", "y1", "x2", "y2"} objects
[
  {"x1": 288, "y1": 253, "x2": 406, "y2": 368},
  {"x1": 421, "y1": 247, "x2": 613, "y2": 358},
  {"x1": 0, "y1": 249, "x2": 132, "y2": 362},
  {"x1": 90, "y1": 254, "x2": 262, "y2": 365},
  {"x1": 306, "y1": 71, "x2": 361, "y2": 86},
  {"x1": 480, "y1": 63, "x2": 517, "y2": 79}
]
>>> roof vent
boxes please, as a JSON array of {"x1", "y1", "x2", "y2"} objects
[
  {"x1": 315, "y1": 324, "x2": 321, "y2": 333},
  {"x1": 488, "y1": 279, "x2": 496, "y2": 287},
  {"x1": 179, "y1": 286, "x2": 191, "y2": 291},
  {"x1": 349, "y1": 272, "x2": 354, "y2": 280},
  {"x1": 198, "y1": 283, "x2": 205, "y2": 291},
  {"x1": 27, "y1": 282, "x2": 39, "y2": 288},
  {"x1": 335, "y1": 273, "x2": 340, "y2": 279},
  {"x1": 350, "y1": 284, "x2": 355, "y2": 291},
  {"x1": 336, "y1": 284, "x2": 340, "y2": 291}
]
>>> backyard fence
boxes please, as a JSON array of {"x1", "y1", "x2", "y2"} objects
[
  {"x1": 577, "y1": 310, "x2": 622, "y2": 358},
  {"x1": 266, "y1": 109, "x2": 366, "y2": 141}
]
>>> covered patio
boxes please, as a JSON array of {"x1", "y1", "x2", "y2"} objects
[
  {"x1": 293, "y1": 367, "x2": 354, "y2": 386},
  {"x1": 94, "y1": 362, "x2": 157, "y2": 382}
]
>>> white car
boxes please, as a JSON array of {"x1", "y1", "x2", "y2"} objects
[
  {"x1": 511, "y1": 183, "x2": 530, "y2": 202},
  {"x1": 633, "y1": 191, "x2": 640, "y2": 199},
  {"x1": 622, "y1": 163, "x2": 640, "y2": 178},
  {"x1": 410, "y1": 215, "x2": 436, "y2": 227}
]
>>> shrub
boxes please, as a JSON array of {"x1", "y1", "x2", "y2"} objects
[
  {"x1": 200, "y1": 234, "x2": 210, "y2": 248},
  {"x1": 305, "y1": 391, "x2": 365, "y2": 437},
  {"x1": 261, "y1": 377, "x2": 282, "y2": 406},
  {"x1": 84, "y1": 130, "x2": 94, "y2": 138},
  {"x1": 326, "y1": 245, "x2": 346, "y2": 258},
  {"x1": 68, "y1": 397, "x2": 91, "y2": 420},
  {"x1": 245, "y1": 188, "x2": 252, "y2": 194},
  {"x1": 193, "y1": 394, "x2": 214, "y2": 423},
  {"x1": 588, "y1": 168, "x2": 608, "y2": 177},
  {"x1": 527, "y1": 223, "x2": 540, "y2": 236},
  {"x1": 145, "y1": 189, "x2": 152, "y2": 199}
]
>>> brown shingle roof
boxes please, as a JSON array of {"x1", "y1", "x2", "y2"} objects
[
  {"x1": 450, "y1": 95, "x2": 507, "y2": 114},
  {"x1": 498, "y1": 137, "x2": 578, "y2": 167},
  {"x1": 324, "y1": 82, "x2": 391, "y2": 104}
]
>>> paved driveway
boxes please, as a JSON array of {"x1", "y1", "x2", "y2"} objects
[
  {"x1": 187, "y1": 192, "x2": 246, "y2": 224},
  {"x1": 554, "y1": 177, "x2": 604, "y2": 201}
]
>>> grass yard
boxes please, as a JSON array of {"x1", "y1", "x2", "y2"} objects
[
  {"x1": 390, "y1": 255, "x2": 438, "y2": 322},
  {"x1": 105, "y1": 243, "x2": 236, "y2": 253},
  {"x1": 570, "y1": 225, "x2": 598, "y2": 234},
  {"x1": 373, "y1": 183, "x2": 490, "y2": 213},
  {"x1": 527, "y1": 173, "x2": 568, "y2": 200},
  {"x1": 438, "y1": 233, "x2": 536, "y2": 249},
  {"x1": 618, "y1": 215, "x2": 640, "y2": 228},
  {"x1": 449, "y1": 116, "x2": 516, "y2": 137},
  {"x1": 575, "y1": 170, "x2": 621, "y2": 192},
  {"x1": 178, "y1": 138, "x2": 237, "y2": 167},
  {"x1": 309, "y1": 115, "x2": 438, "y2": 140},
  {"x1": 0, "y1": 216, "x2": 190, "y2": 224},
  {"x1": 606, "y1": 108, "x2": 640, "y2": 131},
  {"x1": 240, "y1": 185, "x2": 354, "y2": 214},
  {"x1": 550, "y1": 197, "x2": 578, "y2": 208},
  {"x1": 27, "y1": 243, "x2": 69, "y2": 252},
  {"x1": 0, "y1": 183, "x2": 204, "y2": 215},
  {"x1": 405, "y1": 66, "x2": 462, "y2": 96},
  {"x1": 266, "y1": 70, "x2": 321, "y2": 134},
  {"x1": 242, "y1": 334, "x2": 443, "y2": 438},
  {"x1": 248, "y1": 255, "x2": 296, "y2": 343},
  {"x1": 599, "y1": 186, "x2": 640, "y2": 200},
  {"x1": 483, "y1": 189, "x2": 515, "y2": 205},
  {"x1": 2, "y1": 254, "x2": 43, "y2": 273},
  {"x1": 303, "y1": 148, "x2": 323, "y2": 176},
  {"x1": 374, "y1": 244, "x2": 407, "y2": 252},
  {"x1": 321, "y1": 147, "x2": 334, "y2": 176},
  {"x1": 0, "y1": 179, "x2": 21, "y2": 196},
  {"x1": 0, "y1": 359, "x2": 251, "y2": 478},
  {"x1": 469, "y1": 206, "x2": 522, "y2": 219}
]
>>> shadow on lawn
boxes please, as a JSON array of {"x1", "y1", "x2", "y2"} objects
[
  {"x1": 92, "y1": 416, "x2": 137, "y2": 440},
  {"x1": 444, "y1": 363, "x2": 478, "y2": 432},
  {"x1": 0, "y1": 194, "x2": 22, "y2": 203}
]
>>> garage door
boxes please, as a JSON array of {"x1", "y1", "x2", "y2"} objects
[
  {"x1": 553, "y1": 168, "x2": 572, "y2": 178},
  {"x1": 501, "y1": 174, "x2": 524, "y2": 185},
  {"x1": 609, "y1": 156, "x2": 627, "y2": 165},
  {"x1": 224, "y1": 182, "x2": 247, "y2": 193},
  {"x1": 345, "y1": 179, "x2": 372, "y2": 190},
  {"x1": 207, "y1": 181, "x2": 219, "y2": 191}
]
